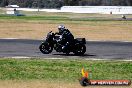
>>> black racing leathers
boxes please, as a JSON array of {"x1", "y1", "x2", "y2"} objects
[{"x1": 56, "y1": 29, "x2": 74, "y2": 52}]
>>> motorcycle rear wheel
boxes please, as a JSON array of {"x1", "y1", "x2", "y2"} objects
[
  {"x1": 39, "y1": 43, "x2": 53, "y2": 54},
  {"x1": 73, "y1": 44, "x2": 86, "y2": 55}
]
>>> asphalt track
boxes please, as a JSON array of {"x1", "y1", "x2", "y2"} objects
[{"x1": 0, "y1": 39, "x2": 132, "y2": 60}]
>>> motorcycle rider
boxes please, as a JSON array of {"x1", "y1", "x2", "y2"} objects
[{"x1": 56, "y1": 25, "x2": 74, "y2": 52}]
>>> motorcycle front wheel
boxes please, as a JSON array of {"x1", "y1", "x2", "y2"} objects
[{"x1": 39, "y1": 42, "x2": 53, "y2": 54}]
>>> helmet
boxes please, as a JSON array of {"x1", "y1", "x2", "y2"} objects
[{"x1": 58, "y1": 25, "x2": 65, "y2": 33}]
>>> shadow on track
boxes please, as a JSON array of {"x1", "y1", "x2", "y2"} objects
[{"x1": 52, "y1": 53, "x2": 96, "y2": 57}]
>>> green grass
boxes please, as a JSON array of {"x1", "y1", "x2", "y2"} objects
[
  {"x1": 0, "y1": 15, "x2": 69, "y2": 21},
  {"x1": 0, "y1": 59, "x2": 132, "y2": 82},
  {"x1": 0, "y1": 14, "x2": 129, "y2": 22}
]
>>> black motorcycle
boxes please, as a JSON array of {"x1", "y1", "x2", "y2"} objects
[{"x1": 39, "y1": 31, "x2": 86, "y2": 55}]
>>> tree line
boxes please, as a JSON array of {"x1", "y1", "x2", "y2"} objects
[{"x1": 0, "y1": 0, "x2": 132, "y2": 8}]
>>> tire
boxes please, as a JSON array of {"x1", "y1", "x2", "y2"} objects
[
  {"x1": 39, "y1": 43, "x2": 53, "y2": 54},
  {"x1": 79, "y1": 77, "x2": 90, "y2": 86},
  {"x1": 64, "y1": 46, "x2": 70, "y2": 55},
  {"x1": 65, "y1": 51, "x2": 70, "y2": 55},
  {"x1": 74, "y1": 44, "x2": 86, "y2": 55}
]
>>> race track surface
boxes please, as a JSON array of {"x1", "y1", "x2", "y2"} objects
[{"x1": 0, "y1": 39, "x2": 132, "y2": 60}]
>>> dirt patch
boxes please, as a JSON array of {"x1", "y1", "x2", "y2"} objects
[
  {"x1": 0, "y1": 20, "x2": 132, "y2": 41},
  {"x1": 0, "y1": 80, "x2": 131, "y2": 88}
]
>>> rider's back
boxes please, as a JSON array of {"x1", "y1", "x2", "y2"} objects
[{"x1": 61, "y1": 29, "x2": 74, "y2": 41}]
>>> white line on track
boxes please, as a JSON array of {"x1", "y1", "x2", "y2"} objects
[
  {"x1": 0, "y1": 38, "x2": 19, "y2": 39},
  {"x1": 3, "y1": 56, "x2": 132, "y2": 61},
  {"x1": 84, "y1": 58, "x2": 132, "y2": 61},
  {"x1": 6, "y1": 56, "x2": 31, "y2": 59}
]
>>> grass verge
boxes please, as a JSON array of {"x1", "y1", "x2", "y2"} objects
[
  {"x1": 0, "y1": 58, "x2": 132, "y2": 82},
  {"x1": 0, "y1": 14, "x2": 129, "y2": 21},
  {"x1": 0, "y1": 15, "x2": 70, "y2": 21}
]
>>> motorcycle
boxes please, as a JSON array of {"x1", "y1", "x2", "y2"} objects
[{"x1": 39, "y1": 31, "x2": 86, "y2": 55}]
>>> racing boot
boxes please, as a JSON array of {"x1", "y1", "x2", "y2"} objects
[{"x1": 62, "y1": 42, "x2": 70, "y2": 54}]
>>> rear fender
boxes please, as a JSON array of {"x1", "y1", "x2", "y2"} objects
[{"x1": 75, "y1": 38, "x2": 86, "y2": 44}]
